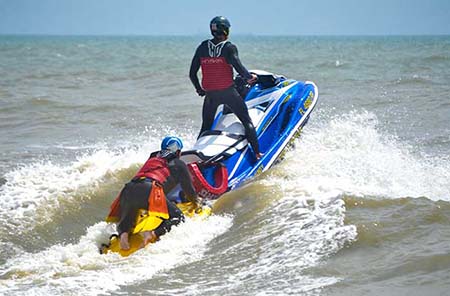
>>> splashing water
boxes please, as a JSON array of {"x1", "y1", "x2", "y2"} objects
[
  {"x1": 1, "y1": 109, "x2": 448, "y2": 295},
  {"x1": 278, "y1": 110, "x2": 450, "y2": 201},
  {"x1": 0, "y1": 214, "x2": 233, "y2": 296}
]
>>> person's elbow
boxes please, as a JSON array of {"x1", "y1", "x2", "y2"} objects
[{"x1": 189, "y1": 70, "x2": 197, "y2": 83}]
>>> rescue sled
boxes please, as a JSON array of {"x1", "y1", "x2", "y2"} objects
[{"x1": 100, "y1": 202, "x2": 211, "y2": 257}]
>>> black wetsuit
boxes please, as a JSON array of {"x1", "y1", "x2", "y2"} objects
[
  {"x1": 117, "y1": 154, "x2": 197, "y2": 237},
  {"x1": 189, "y1": 39, "x2": 260, "y2": 155}
]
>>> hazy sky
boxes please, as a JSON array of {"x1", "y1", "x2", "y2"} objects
[{"x1": 0, "y1": 0, "x2": 449, "y2": 35}]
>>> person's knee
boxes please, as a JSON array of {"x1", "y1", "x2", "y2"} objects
[{"x1": 243, "y1": 121, "x2": 256, "y2": 134}]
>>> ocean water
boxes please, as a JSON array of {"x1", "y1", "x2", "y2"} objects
[{"x1": 0, "y1": 35, "x2": 449, "y2": 295}]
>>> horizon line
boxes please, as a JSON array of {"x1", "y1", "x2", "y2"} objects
[{"x1": 1, "y1": 33, "x2": 450, "y2": 38}]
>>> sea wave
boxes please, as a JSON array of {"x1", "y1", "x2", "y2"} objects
[
  {"x1": 0, "y1": 108, "x2": 449, "y2": 294},
  {"x1": 0, "y1": 214, "x2": 233, "y2": 296},
  {"x1": 276, "y1": 110, "x2": 450, "y2": 201},
  {"x1": 316, "y1": 59, "x2": 349, "y2": 69},
  {"x1": 424, "y1": 54, "x2": 450, "y2": 62},
  {"x1": 0, "y1": 126, "x2": 198, "y2": 234},
  {"x1": 0, "y1": 143, "x2": 156, "y2": 234},
  {"x1": 394, "y1": 74, "x2": 432, "y2": 85}
]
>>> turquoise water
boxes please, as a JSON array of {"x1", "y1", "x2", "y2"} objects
[{"x1": 0, "y1": 35, "x2": 449, "y2": 295}]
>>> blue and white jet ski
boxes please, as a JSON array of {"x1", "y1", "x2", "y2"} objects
[{"x1": 170, "y1": 70, "x2": 318, "y2": 201}]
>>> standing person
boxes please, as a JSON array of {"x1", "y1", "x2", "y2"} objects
[
  {"x1": 189, "y1": 16, "x2": 262, "y2": 160},
  {"x1": 107, "y1": 136, "x2": 198, "y2": 251}
]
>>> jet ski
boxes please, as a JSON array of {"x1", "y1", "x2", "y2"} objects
[
  {"x1": 171, "y1": 70, "x2": 319, "y2": 201},
  {"x1": 100, "y1": 70, "x2": 318, "y2": 256}
]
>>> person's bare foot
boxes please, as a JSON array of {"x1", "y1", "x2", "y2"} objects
[
  {"x1": 140, "y1": 231, "x2": 157, "y2": 248},
  {"x1": 119, "y1": 232, "x2": 130, "y2": 250}
]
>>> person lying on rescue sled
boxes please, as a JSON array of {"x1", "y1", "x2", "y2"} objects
[{"x1": 106, "y1": 136, "x2": 198, "y2": 251}]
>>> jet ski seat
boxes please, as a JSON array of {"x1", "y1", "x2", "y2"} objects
[{"x1": 250, "y1": 70, "x2": 286, "y2": 89}]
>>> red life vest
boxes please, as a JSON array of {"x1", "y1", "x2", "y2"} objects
[
  {"x1": 200, "y1": 56, "x2": 234, "y2": 91},
  {"x1": 134, "y1": 156, "x2": 170, "y2": 184},
  {"x1": 106, "y1": 157, "x2": 170, "y2": 223}
]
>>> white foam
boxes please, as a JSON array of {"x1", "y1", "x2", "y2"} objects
[
  {"x1": 212, "y1": 108, "x2": 450, "y2": 293},
  {"x1": 0, "y1": 147, "x2": 148, "y2": 229},
  {"x1": 1, "y1": 109, "x2": 447, "y2": 294},
  {"x1": 278, "y1": 110, "x2": 450, "y2": 201},
  {"x1": 0, "y1": 214, "x2": 233, "y2": 296},
  {"x1": 0, "y1": 128, "x2": 199, "y2": 233},
  {"x1": 210, "y1": 180, "x2": 357, "y2": 294}
]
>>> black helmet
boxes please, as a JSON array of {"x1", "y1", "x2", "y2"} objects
[{"x1": 210, "y1": 16, "x2": 231, "y2": 37}]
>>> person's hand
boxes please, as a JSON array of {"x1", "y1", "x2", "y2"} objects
[
  {"x1": 247, "y1": 74, "x2": 258, "y2": 84},
  {"x1": 196, "y1": 88, "x2": 206, "y2": 96}
]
